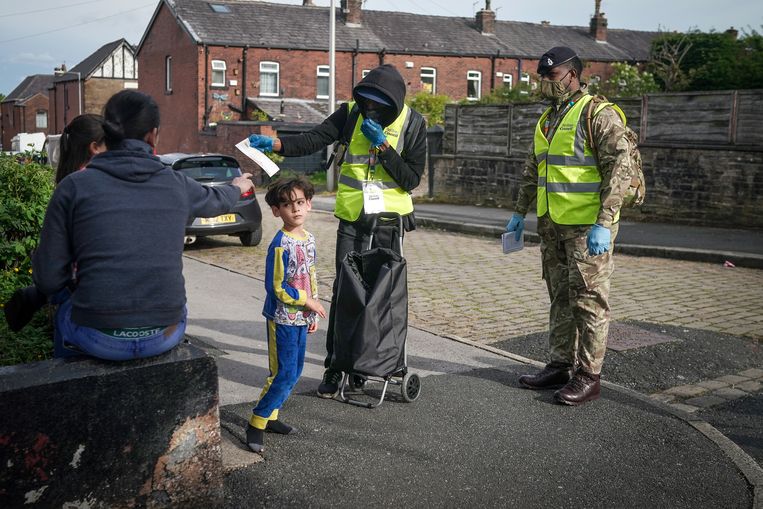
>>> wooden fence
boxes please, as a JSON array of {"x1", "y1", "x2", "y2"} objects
[{"x1": 442, "y1": 90, "x2": 763, "y2": 156}]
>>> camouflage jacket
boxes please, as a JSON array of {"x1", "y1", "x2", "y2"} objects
[{"x1": 515, "y1": 88, "x2": 632, "y2": 229}]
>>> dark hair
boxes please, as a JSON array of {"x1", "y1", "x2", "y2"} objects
[
  {"x1": 265, "y1": 176, "x2": 315, "y2": 208},
  {"x1": 56, "y1": 114, "x2": 105, "y2": 184},
  {"x1": 102, "y1": 90, "x2": 160, "y2": 149},
  {"x1": 561, "y1": 57, "x2": 584, "y2": 78}
]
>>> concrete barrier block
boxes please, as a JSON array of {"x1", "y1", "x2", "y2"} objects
[{"x1": 0, "y1": 343, "x2": 223, "y2": 508}]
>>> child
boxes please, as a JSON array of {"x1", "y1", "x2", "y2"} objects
[
  {"x1": 247, "y1": 176, "x2": 326, "y2": 453},
  {"x1": 4, "y1": 114, "x2": 106, "y2": 333}
]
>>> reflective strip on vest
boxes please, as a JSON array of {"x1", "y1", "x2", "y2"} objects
[
  {"x1": 334, "y1": 102, "x2": 414, "y2": 222},
  {"x1": 533, "y1": 94, "x2": 623, "y2": 225}
]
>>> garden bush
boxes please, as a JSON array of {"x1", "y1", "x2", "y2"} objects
[{"x1": 0, "y1": 152, "x2": 55, "y2": 365}]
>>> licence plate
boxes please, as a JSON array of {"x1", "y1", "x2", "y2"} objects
[{"x1": 200, "y1": 214, "x2": 236, "y2": 225}]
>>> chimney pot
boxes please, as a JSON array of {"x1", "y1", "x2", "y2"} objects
[
  {"x1": 302, "y1": 0, "x2": 314, "y2": 5},
  {"x1": 476, "y1": 5, "x2": 496, "y2": 35},
  {"x1": 341, "y1": 0, "x2": 362, "y2": 26},
  {"x1": 589, "y1": 8, "x2": 608, "y2": 42}
]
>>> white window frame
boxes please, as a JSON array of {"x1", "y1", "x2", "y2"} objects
[
  {"x1": 211, "y1": 60, "x2": 227, "y2": 88},
  {"x1": 467, "y1": 70, "x2": 481, "y2": 100},
  {"x1": 421, "y1": 67, "x2": 436, "y2": 94},
  {"x1": 361, "y1": 69, "x2": 370, "y2": 79},
  {"x1": 260, "y1": 61, "x2": 280, "y2": 97},
  {"x1": 503, "y1": 73, "x2": 513, "y2": 89},
  {"x1": 36, "y1": 110, "x2": 47, "y2": 129},
  {"x1": 316, "y1": 65, "x2": 329, "y2": 99},
  {"x1": 520, "y1": 72, "x2": 531, "y2": 94},
  {"x1": 165, "y1": 56, "x2": 172, "y2": 93}
]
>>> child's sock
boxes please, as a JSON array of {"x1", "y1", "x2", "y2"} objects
[
  {"x1": 246, "y1": 424, "x2": 265, "y2": 453},
  {"x1": 4, "y1": 286, "x2": 47, "y2": 332},
  {"x1": 266, "y1": 420, "x2": 298, "y2": 435}
]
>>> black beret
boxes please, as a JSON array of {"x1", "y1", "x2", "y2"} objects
[{"x1": 537, "y1": 46, "x2": 578, "y2": 75}]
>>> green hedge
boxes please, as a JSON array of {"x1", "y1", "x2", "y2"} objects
[{"x1": 0, "y1": 153, "x2": 55, "y2": 365}]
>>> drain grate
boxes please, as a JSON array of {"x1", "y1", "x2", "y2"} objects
[{"x1": 607, "y1": 322, "x2": 682, "y2": 352}]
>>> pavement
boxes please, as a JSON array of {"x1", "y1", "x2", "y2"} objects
[{"x1": 181, "y1": 196, "x2": 763, "y2": 507}]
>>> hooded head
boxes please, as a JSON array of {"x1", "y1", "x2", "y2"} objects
[{"x1": 352, "y1": 64, "x2": 406, "y2": 127}]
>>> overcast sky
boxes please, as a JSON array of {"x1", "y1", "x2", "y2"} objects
[{"x1": 1, "y1": 0, "x2": 761, "y2": 95}]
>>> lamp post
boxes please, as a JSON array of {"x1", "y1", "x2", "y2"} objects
[{"x1": 327, "y1": 0, "x2": 337, "y2": 191}]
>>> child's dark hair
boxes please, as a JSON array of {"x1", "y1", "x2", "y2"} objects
[
  {"x1": 265, "y1": 175, "x2": 315, "y2": 207},
  {"x1": 102, "y1": 90, "x2": 160, "y2": 149},
  {"x1": 56, "y1": 114, "x2": 106, "y2": 184}
]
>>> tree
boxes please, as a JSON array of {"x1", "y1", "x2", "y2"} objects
[
  {"x1": 590, "y1": 62, "x2": 659, "y2": 97},
  {"x1": 649, "y1": 32, "x2": 693, "y2": 91},
  {"x1": 649, "y1": 29, "x2": 763, "y2": 91},
  {"x1": 406, "y1": 91, "x2": 451, "y2": 126}
]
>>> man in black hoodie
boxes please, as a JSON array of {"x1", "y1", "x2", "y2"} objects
[{"x1": 249, "y1": 64, "x2": 427, "y2": 397}]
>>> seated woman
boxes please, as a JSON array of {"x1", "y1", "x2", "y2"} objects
[
  {"x1": 32, "y1": 90, "x2": 254, "y2": 361},
  {"x1": 4, "y1": 114, "x2": 107, "y2": 332}
]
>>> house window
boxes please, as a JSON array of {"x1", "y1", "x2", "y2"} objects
[
  {"x1": 503, "y1": 73, "x2": 513, "y2": 89},
  {"x1": 316, "y1": 65, "x2": 329, "y2": 99},
  {"x1": 165, "y1": 56, "x2": 172, "y2": 93},
  {"x1": 211, "y1": 60, "x2": 226, "y2": 87},
  {"x1": 36, "y1": 110, "x2": 47, "y2": 129},
  {"x1": 209, "y1": 3, "x2": 231, "y2": 13},
  {"x1": 520, "y1": 72, "x2": 530, "y2": 94},
  {"x1": 260, "y1": 61, "x2": 279, "y2": 96},
  {"x1": 421, "y1": 67, "x2": 436, "y2": 94},
  {"x1": 467, "y1": 70, "x2": 481, "y2": 100}
]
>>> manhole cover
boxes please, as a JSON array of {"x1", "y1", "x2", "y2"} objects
[{"x1": 607, "y1": 322, "x2": 682, "y2": 352}]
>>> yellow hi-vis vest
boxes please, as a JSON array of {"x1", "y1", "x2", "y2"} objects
[
  {"x1": 334, "y1": 102, "x2": 414, "y2": 222},
  {"x1": 534, "y1": 94, "x2": 626, "y2": 225}
]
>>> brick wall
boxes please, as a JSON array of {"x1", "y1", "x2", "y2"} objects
[
  {"x1": 138, "y1": 2, "x2": 201, "y2": 153},
  {"x1": 0, "y1": 95, "x2": 50, "y2": 149},
  {"x1": 430, "y1": 147, "x2": 763, "y2": 228},
  {"x1": 83, "y1": 79, "x2": 133, "y2": 115}
]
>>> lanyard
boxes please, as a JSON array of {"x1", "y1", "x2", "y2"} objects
[
  {"x1": 366, "y1": 148, "x2": 379, "y2": 180},
  {"x1": 543, "y1": 99, "x2": 576, "y2": 140}
]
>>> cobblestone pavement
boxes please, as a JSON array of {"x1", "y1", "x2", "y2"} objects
[{"x1": 186, "y1": 197, "x2": 763, "y2": 347}]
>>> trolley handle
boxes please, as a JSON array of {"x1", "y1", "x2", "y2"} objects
[{"x1": 367, "y1": 212, "x2": 404, "y2": 255}]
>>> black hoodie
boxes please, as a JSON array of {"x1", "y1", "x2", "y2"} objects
[
  {"x1": 33, "y1": 139, "x2": 240, "y2": 328},
  {"x1": 278, "y1": 64, "x2": 427, "y2": 227}
]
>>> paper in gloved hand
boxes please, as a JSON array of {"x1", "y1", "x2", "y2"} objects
[
  {"x1": 501, "y1": 231, "x2": 524, "y2": 254},
  {"x1": 235, "y1": 138, "x2": 280, "y2": 177}
]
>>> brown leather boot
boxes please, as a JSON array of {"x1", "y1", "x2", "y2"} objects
[
  {"x1": 518, "y1": 363, "x2": 571, "y2": 390},
  {"x1": 554, "y1": 370, "x2": 601, "y2": 406}
]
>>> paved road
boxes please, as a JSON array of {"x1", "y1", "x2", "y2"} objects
[{"x1": 181, "y1": 257, "x2": 757, "y2": 508}]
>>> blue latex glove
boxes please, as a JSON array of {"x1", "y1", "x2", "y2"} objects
[
  {"x1": 505, "y1": 213, "x2": 525, "y2": 242},
  {"x1": 248, "y1": 134, "x2": 274, "y2": 153},
  {"x1": 587, "y1": 224, "x2": 611, "y2": 255},
  {"x1": 360, "y1": 118, "x2": 386, "y2": 147}
]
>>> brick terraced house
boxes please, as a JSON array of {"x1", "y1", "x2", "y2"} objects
[
  {"x1": 49, "y1": 39, "x2": 139, "y2": 134},
  {"x1": 1, "y1": 75, "x2": 54, "y2": 151},
  {"x1": 136, "y1": 0, "x2": 658, "y2": 155}
]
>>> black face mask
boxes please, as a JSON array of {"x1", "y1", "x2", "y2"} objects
[{"x1": 364, "y1": 109, "x2": 382, "y2": 123}]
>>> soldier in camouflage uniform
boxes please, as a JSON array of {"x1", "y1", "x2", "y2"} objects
[{"x1": 505, "y1": 46, "x2": 633, "y2": 406}]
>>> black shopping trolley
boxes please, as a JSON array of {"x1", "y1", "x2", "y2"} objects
[{"x1": 330, "y1": 212, "x2": 421, "y2": 408}]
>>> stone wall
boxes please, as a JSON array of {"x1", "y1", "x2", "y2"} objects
[{"x1": 0, "y1": 344, "x2": 223, "y2": 508}]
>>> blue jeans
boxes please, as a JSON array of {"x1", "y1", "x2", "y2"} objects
[{"x1": 54, "y1": 295, "x2": 186, "y2": 361}]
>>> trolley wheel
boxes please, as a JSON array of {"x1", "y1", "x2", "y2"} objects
[{"x1": 401, "y1": 373, "x2": 421, "y2": 403}]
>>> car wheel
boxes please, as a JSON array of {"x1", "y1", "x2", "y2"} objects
[{"x1": 239, "y1": 227, "x2": 262, "y2": 247}]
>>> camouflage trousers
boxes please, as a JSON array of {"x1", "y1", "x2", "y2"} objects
[{"x1": 537, "y1": 216, "x2": 619, "y2": 375}]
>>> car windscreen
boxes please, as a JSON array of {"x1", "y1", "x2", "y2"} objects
[{"x1": 175, "y1": 159, "x2": 242, "y2": 182}]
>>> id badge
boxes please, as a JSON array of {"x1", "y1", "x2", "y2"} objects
[{"x1": 362, "y1": 180, "x2": 386, "y2": 213}]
